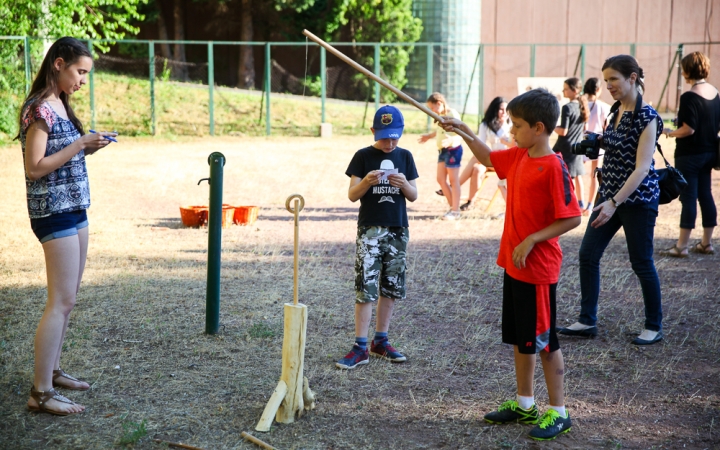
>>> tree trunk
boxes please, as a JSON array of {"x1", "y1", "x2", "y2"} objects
[
  {"x1": 173, "y1": 0, "x2": 188, "y2": 81},
  {"x1": 157, "y1": 1, "x2": 172, "y2": 59},
  {"x1": 238, "y1": 0, "x2": 255, "y2": 89}
]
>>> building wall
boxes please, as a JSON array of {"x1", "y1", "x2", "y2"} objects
[{"x1": 481, "y1": 0, "x2": 720, "y2": 112}]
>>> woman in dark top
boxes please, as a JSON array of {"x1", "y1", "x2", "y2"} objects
[
  {"x1": 554, "y1": 77, "x2": 589, "y2": 209},
  {"x1": 661, "y1": 51, "x2": 719, "y2": 257}
]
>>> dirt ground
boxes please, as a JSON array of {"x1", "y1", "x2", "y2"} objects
[{"x1": 0, "y1": 135, "x2": 718, "y2": 450}]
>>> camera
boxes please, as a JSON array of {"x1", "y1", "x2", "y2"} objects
[{"x1": 571, "y1": 132, "x2": 603, "y2": 160}]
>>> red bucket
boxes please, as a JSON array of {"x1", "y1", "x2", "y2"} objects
[
  {"x1": 233, "y1": 206, "x2": 259, "y2": 225},
  {"x1": 180, "y1": 205, "x2": 208, "y2": 227}
]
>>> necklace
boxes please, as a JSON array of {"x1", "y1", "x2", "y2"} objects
[{"x1": 693, "y1": 80, "x2": 707, "y2": 86}]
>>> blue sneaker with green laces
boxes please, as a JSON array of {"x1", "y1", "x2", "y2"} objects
[
  {"x1": 483, "y1": 400, "x2": 539, "y2": 424},
  {"x1": 529, "y1": 409, "x2": 572, "y2": 440}
]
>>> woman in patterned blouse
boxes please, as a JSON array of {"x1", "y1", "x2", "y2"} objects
[
  {"x1": 558, "y1": 55, "x2": 664, "y2": 346},
  {"x1": 19, "y1": 37, "x2": 116, "y2": 416}
]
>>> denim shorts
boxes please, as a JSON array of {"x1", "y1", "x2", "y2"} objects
[
  {"x1": 438, "y1": 146, "x2": 463, "y2": 168},
  {"x1": 30, "y1": 209, "x2": 89, "y2": 243}
]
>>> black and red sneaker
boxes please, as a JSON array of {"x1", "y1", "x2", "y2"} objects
[
  {"x1": 370, "y1": 339, "x2": 407, "y2": 362},
  {"x1": 335, "y1": 344, "x2": 369, "y2": 370}
]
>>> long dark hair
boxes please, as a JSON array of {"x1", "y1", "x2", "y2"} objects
[
  {"x1": 583, "y1": 77, "x2": 600, "y2": 96},
  {"x1": 565, "y1": 77, "x2": 589, "y2": 122},
  {"x1": 601, "y1": 54, "x2": 645, "y2": 93},
  {"x1": 17, "y1": 37, "x2": 92, "y2": 139},
  {"x1": 481, "y1": 96, "x2": 506, "y2": 133}
]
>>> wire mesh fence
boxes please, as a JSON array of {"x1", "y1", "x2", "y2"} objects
[{"x1": 1, "y1": 37, "x2": 713, "y2": 141}]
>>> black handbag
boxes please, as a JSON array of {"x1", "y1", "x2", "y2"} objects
[{"x1": 655, "y1": 143, "x2": 687, "y2": 204}]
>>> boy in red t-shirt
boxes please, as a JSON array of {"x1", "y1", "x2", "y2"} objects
[{"x1": 441, "y1": 89, "x2": 582, "y2": 441}]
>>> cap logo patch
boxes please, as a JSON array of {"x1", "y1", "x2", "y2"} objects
[{"x1": 381, "y1": 114, "x2": 393, "y2": 125}]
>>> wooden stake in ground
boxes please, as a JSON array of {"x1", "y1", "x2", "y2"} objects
[
  {"x1": 255, "y1": 194, "x2": 316, "y2": 432},
  {"x1": 302, "y1": 29, "x2": 474, "y2": 142}
]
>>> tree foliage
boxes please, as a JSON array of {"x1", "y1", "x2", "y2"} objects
[{"x1": 0, "y1": 0, "x2": 147, "y2": 138}]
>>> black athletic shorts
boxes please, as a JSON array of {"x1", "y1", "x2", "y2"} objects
[{"x1": 502, "y1": 271, "x2": 559, "y2": 355}]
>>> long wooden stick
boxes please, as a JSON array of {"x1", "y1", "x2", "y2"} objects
[
  {"x1": 152, "y1": 439, "x2": 205, "y2": 450},
  {"x1": 241, "y1": 432, "x2": 277, "y2": 450},
  {"x1": 302, "y1": 29, "x2": 474, "y2": 142}
]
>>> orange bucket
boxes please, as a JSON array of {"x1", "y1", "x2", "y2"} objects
[
  {"x1": 233, "y1": 206, "x2": 259, "y2": 225},
  {"x1": 220, "y1": 205, "x2": 235, "y2": 228},
  {"x1": 180, "y1": 205, "x2": 208, "y2": 227}
]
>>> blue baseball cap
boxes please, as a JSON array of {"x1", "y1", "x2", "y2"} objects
[{"x1": 372, "y1": 105, "x2": 404, "y2": 140}]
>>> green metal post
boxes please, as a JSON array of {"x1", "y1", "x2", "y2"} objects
[
  {"x1": 208, "y1": 42, "x2": 214, "y2": 136},
  {"x1": 630, "y1": 43, "x2": 636, "y2": 58},
  {"x1": 478, "y1": 44, "x2": 484, "y2": 130},
  {"x1": 426, "y1": 44, "x2": 433, "y2": 130},
  {"x1": 88, "y1": 40, "x2": 95, "y2": 130},
  {"x1": 374, "y1": 44, "x2": 380, "y2": 111},
  {"x1": 205, "y1": 152, "x2": 226, "y2": 335},
  {"x1": 321, "y1": 47, "x2": 326, "y2": 123},
  {"x1": 675, "y1": 44, "x2": 684, "y2": 114},
  {"x1": 149, "y1": 42, "x2": 156, "y2": 135},
  {"x1": 265, "y1": 43, "x2": 271, "y2": 136},
  {"x1": 580, "y1": 44, "x2": 586, "y2": 81},
  {"x1": 24, "y1": 36, "x2": 31, "y2": 94},
  {"x1": 530, "y1": 44, "x2": 536, "y2": 77}
]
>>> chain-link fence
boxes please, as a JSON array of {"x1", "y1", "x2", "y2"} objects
[{"x1": 2, "y1": 37, "x2": 715, "y2": 141}]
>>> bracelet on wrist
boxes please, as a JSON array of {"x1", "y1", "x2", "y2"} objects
[{"x1": 611, "y1": 197, "x2": 619, "y2": 207}]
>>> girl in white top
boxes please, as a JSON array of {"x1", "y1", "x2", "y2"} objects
[
  {"x1": 458, "y1": 97, "x2": 513, "y2": 210},
  {"x1": 419, "y1": 92, "x2": 464, "y2": 219},
  {"x1": 583, "y1": 78, "x2": 611, "y2": 215}
]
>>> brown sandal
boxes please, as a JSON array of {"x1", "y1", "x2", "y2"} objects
[
  {"x1": 691, "y1": 242, "x2": 715, "y2": 255},
  {"x1": 28, "y1": 386, "x2": 82, "y2": 416},
  {"x1": 53, "y1": 368, "x2": 90, "y2": 391},
  {"x1": 659, "y1": 245, "x2": 688, "y2": 258}
]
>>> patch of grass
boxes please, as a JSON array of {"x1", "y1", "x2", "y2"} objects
[
  {"x1": 116, "y1": 415, "x2": 147, "y2": 446},
  {"x1": 247, "y1": 321, "x2": 276, "y2": 339}
]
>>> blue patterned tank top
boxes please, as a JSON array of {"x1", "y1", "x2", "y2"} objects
[
  {"x1": 20, "y1": 102, "x2": 91, "y2": 219},
  {"x1": 599, "y1": 104, "x2": 663, "y2": 205}
]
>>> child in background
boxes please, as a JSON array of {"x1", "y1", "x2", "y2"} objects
[
  {"x1": 553, "y1": 77, "x2": 589, "y2": 210},
  {"x1": 582, "y1": 78, "x2": 611, "y2": 215},
  {"x1": 418, "y1": 93, "x2": 464, "y2": 220},
  {"x1": 458, "y1": 96, "x2": 514, "y2": 211},
  {"x1": 441, "y1": 89, "x2": 582, "y2": 441},
  {"x1": 336, "y1": 105, "x2": 419, "y2": 370}
]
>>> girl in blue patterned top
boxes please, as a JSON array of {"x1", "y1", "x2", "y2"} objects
[
  {"x1": 558, "y1": 55, "x2": 664, "y2": 346},
  {"x1": 19, "y1": 37, "x2": 116, "y2": 416}
]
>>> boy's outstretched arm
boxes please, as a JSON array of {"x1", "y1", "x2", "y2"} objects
[
  {"x1": 349, "y1": 171, "x2": 382, "y2": 202},
  {"x1": 439, "y1": 118, "x2": 493, "y2": 167},
  {"x1": 512, "y1": 216, "x2": 582, "y2": 269}
]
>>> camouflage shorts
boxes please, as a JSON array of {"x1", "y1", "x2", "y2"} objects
[{"x1": 354, "y1": 226, "x2": 409, "y2": 303}]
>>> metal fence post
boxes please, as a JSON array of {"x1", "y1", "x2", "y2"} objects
[
  {"x1": 24, "y1": 36, "x2": 31, "y2": 94},
  {"x1": 675, "y1": 43, "x2": 684, "y2": 114},
  {"x1": 426, "y1": 44, "x2": 433, "y2": 131},
  {"x1": 205, "y1": 152, "x2": 226, "y2": 335},
  {"x1": 321, "y1": 46, "x2": 326, "y2": 123},
  {"x1": 580, "y1": 44, "x2": 586, "y2": 81},
  {"x1": 478, "y1": 44, "x2": 484, "y2": 129},
  {"x1": 374, "y1": 43, "x2": 380, "y2": 111},
  {"x1": 265, "y1": 42, "x2": 271, "y2": 136},
  {"x1": 149, "y1": 42, "x2": 156, "y2": 135},
  {"x1": 630, "y1": 43, "x2": 636, "y2": 58},
  {"x1": 530, "y1": 44, "x2": 536, "y2": 77},
  {"x1": 208, "y1": 41, "x2": 214, "y2": 136},
  {"x1": 88, "y1": 40, "x2": 95, "y2": 130}
]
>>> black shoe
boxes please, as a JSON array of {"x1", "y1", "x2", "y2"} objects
[
  {"x1": 557, "y1": 326, "x2": 598, "y2": 338},
  {"x1": 484, "y1": 400, "x2": 539, "y2": 424},
  {"x1": 435, "y1": 189, "x2": 444, "y2": 196},
  {"x1": 459, "y1": 200, "x2": 472, "y2": 211},
  {"x1": 632, "y1": 331, "x2": 663, "y2": 345},
  {"x1": 529, "y1": 410, "x2": 571, "y2": 440}
]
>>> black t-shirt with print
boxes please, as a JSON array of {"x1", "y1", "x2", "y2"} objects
[{"x1": 345, "y1": 145, "x2": 419, "y2": 227}]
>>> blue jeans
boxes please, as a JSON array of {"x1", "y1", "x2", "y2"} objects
[
  {"x1": 578, "y1": 201, "x2": 663, "y2": 331},
  {"x1": 675, "y1": 153, "x2": 718, "y2": 229}
]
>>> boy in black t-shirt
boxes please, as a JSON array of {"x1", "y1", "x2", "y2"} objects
[{"x1": 336, "y1": 105, "x2": 419, "y2": 370}]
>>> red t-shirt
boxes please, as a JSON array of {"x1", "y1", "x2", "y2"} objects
[{"x1": 490, "y1": 147, "x2": 581, "y2": 284}]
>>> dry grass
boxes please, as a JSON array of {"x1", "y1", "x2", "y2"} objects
[{"x1": 0, "y1": 134, "x2": 719, "y2": 449}]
